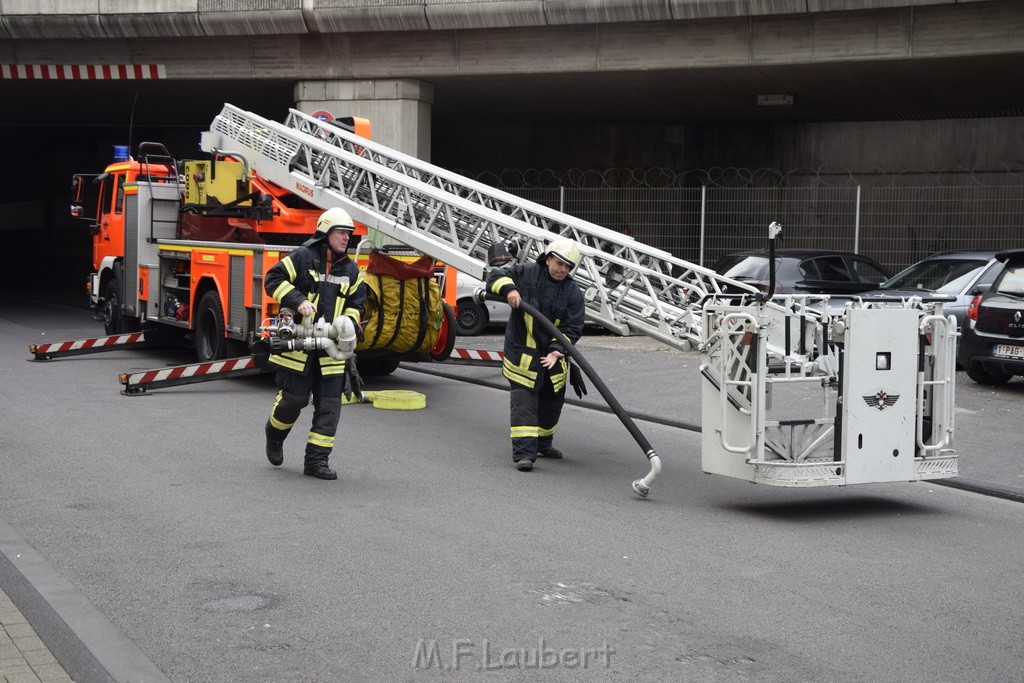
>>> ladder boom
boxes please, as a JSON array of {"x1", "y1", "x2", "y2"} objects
[{"x1": 202, "y1": 104, "x2": 758, "y2": 349}]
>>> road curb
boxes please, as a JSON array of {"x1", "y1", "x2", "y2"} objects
[{"x1": 0, "y1": 518, "x2": 170, "y2": 683}]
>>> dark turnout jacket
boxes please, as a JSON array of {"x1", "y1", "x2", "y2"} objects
[
  {"x1": 264, "y1": 240, "x2": 366, "y2": 376},
  {"x1": 487, "y1": 260, "x2": 585, "y2": 390}
]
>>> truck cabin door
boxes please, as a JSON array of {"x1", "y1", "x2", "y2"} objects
[{"x1": 92, "y1": 171, "x2": 127, "y2": 269}]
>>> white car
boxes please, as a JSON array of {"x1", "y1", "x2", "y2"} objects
[{"x1": 454, "y1": 273, "x2": 510, "y2": 335}]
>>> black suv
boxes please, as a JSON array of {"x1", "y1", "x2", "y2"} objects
[{"x1": 958, "y1": 249, "x2": 1024, "y2": 385}]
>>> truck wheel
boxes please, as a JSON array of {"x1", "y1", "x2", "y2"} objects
[
  {"x1": 360, "y1": 357, "x2": 401, "y2": 376},
  {"x1": 455, "y1": 299, "x2": 487, "y2": 336},
  {"x1": 101, "y1": 277, "x2": 123, "y2": 335},
  {"x1": 194, "y1": 290, "x2": 227, "y2": 362}
]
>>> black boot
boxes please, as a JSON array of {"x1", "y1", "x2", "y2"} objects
[
  {"x1": 266, "y1": 438, "x2": 284, "y2": 466},
  {"x1": 304, "y1": 463, "x2": 338, "y2": 480}
]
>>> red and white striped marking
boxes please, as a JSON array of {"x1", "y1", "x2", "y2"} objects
[
  {"x1": 34, "y1": 332, "x2": 146, "y2": 355},
  {"x1": 1, "y1": 64, "x2": 166, "y2": 80},
  {"x1": 450, "y1": 348, "x2": 504, "y2": 362},
  {"x1": 123, "y1": 356, "x2": 258, "y2": 386}
]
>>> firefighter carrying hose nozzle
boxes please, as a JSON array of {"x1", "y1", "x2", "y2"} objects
[
  {"x1": 263, "y1": 207, "x2": 367, "y2": 480},
  {"x1": 486, "y1": 237, "x2": 587, "y2": 472}
]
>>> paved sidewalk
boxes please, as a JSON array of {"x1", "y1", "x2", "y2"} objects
[
  {"x1": 0, "y1": 517, "x2": 169, "y2": 683},
  {"x1": 0, "y1": 589, "x2": 72, "y2": 683}
]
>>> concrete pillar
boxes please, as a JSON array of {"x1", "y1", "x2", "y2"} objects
[{"x1": 295, "y1": 79, "x2": 434, "y2": 161}]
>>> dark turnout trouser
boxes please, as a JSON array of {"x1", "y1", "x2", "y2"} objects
[
  {"x1": 509, "y1": 371, "x2": 566, "y2": 462},
  {"x1": 266, "y1": 365, "x2": 343, "y2": 468}
]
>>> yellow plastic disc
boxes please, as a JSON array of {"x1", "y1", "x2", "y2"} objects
[{"x1": 362, "y1": 390, "x2": 427, "y2": 410}]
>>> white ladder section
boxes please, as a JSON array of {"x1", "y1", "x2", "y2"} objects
[{"x1": 200, "y1": 104, "x2": 759, "y2": 351}]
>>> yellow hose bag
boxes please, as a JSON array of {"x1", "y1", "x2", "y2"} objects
[{"x1": 357, "y1": 251, "x2": 443, "y2": 354}]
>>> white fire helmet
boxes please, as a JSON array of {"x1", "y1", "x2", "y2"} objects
[
  {"x1": 546, "y1": 238, "x2": 582, "y2": 269},
  {"x1": 315, "y1": 207, "x2": 356, "y2": 237}
]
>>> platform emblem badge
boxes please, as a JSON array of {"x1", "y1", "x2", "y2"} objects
[{"x1": 864, "y1": 390, "x2": 899, "y2": 411}]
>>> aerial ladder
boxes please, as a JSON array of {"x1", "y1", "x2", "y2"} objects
[
  {"x1": 200, "y1": 104, "x2": 960, "y2": 491},
  {"x1": 204, "y1": 104, "x2": 729, "y2": 351}
]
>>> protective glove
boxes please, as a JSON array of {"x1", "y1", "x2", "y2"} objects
[
  {"x1": 342, "y1": 357, "x2": 365, "y2": 402},
  {"x1": 341, "y1": 370, "x2": 351, "y2": 400},
  {"x1": 349, "y1": 357, "x2": 365, "y2": 399},
  {"x1": 250, "y1": 339, "x2": 272, "y2": 369},
  {"x1": 569, "y1": 362, "x2": 588, "y2": 399}
]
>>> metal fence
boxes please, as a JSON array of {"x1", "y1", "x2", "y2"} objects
[{"x1": 487, "y1": 179, "x2": 1024, "y2": 273}]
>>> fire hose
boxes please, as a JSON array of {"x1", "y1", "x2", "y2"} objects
[{"x1": 476, "y1": 289, "x2": 663, "y2": 498}]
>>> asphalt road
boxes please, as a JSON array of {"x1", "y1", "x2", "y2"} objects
[{"x1": 2, "y1": 297, "x2": 1023, "y2": 681}]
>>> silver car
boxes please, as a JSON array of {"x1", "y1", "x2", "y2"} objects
[
  {"x1": 828, "y1": 250, "x2": 1002, "y2": 328},
  {"x1": 454, "y1": 273, "x2": 510, "y2": 335}
]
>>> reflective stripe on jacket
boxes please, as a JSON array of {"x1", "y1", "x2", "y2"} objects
[
  {"x1": 265, "y1": 243, "x2": 366, "y2": 375},
  {"x1": 486, "y1": 261, "x2": 584, "y2": 390}
]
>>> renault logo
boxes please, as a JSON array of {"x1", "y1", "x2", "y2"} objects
[{"x1": 1016, "y1": 311, "x2": 1022, "y2": 323}]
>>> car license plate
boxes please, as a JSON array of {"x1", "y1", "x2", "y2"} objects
[{"x1": 993, "y1": 344, "x2": 1024, "y2": 359}]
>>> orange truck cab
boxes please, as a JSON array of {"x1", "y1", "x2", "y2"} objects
[
  {"x1": 71, "y1": 143, "x2": 178, "y2": 335},
  {"x1": 70, "y1": 126, "x2": 457, "y2": 371}
]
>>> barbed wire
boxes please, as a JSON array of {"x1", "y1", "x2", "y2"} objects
[{"x1": 463, "y1": 164, "x2": 1024, "y2": 189}]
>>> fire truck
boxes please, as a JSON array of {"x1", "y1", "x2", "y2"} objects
[
  {"x1": 58, "y1": 102, "x2": 959, "y2": 493},
  {"x1": 69, "y1": 117, "x2": 456, "y2": 375}
]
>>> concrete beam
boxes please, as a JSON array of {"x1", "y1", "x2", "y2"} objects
[
  {"x1": 197, "y1": 4, "x2": 308, "y2": 38},
  {"x1": 306, "y1": 1, "x2": 430, "y2": 33},
  {"x1": 425, "y1": 0, "x2": 546, "y2": 30},
  {"x1": 0, "y1": 0, "x2": 1004, "y2": 40},
  {"x1": 2, "y1": 0, "x2": 106, "y2": 39},
  {"x1": 3, "y1": 2, "x2": 1019, "y2": 77},
  {"x1": 100, "y1": 0, "x2": 205, "y2": 39},
  {"x1": 669, "y1": 0, "x2": 807, "y2": 20},
  {"x1": 546, "y1": 0, "x2": 673, "y2": 25}
]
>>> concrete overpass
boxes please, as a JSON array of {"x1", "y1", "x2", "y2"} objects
[
  {"x1": 2, "y1": 0, "x2": 1023, "y2": 165},
  {"x1": 2, "y1": 0, "x2": 1023, "y2": 297}
]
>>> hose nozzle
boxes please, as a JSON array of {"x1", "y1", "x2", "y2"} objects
[
  {"x1": 631, "y1": 451, "x2": 662, "y2": 498},
  {"x1": 264, "y1": 315, "x2": 358, "y2": 360}
]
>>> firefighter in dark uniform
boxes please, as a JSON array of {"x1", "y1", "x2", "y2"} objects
[
  {"x1": 264, "y1": 207, "x2": 367, "y2": 480},
  {"x1": 486, "y1": 238, "x2": 586, "y2": 471}
]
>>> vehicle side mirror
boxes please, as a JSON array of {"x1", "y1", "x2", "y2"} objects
[
  {"x1": 70, "y1": 204, "x2": 83, "y2": 218},
  {"x1": 970, "y1": 284, "x2": 991, "y2": 296}
]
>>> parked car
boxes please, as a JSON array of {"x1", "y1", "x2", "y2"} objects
[
  {"x1": 958, "y1": 249, "x2": 1024, "y2": 385},
  {"x1": 828, "y1": 250, "x2": 1002, "y2": 328},
  {"x1": 714, "y1": 249, "x2": 892, "y2": 295},
  {"x1": 454, "y1": 273, "x2": 510, "y2": 335}
]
